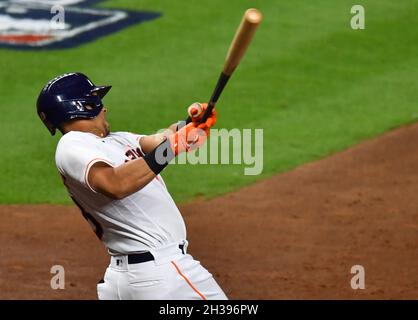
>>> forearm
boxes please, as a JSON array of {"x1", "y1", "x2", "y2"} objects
[
  {"x1": 91, "y1": 136, "x2": 176, "y2": 199},
  {"x1": 112, "y1": 158, "x2": 157, "y2": 198},
  {"x1": 90, "y1": 105, "x2": 215, "y2": 199},
  {"x1": 89, "y1": 159, "x2": 156, "y2": 200},
  {"x1": 139, "y1": 122, "x2": 178, "y2": 154}
]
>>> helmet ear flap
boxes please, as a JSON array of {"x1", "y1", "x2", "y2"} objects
[{"x1": 39, "y1": 111, "x2": 57, "y2": 136}]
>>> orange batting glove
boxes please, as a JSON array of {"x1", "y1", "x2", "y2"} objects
[
  {"x1": 168, "y1": 122, "x2": 208, "y2": 156},
  {"x1": 143, "y1": 106, "x2": 217, "y2": 175}
]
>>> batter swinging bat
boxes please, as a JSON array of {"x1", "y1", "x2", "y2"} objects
[{"x1": 187, "y1": 8, "x2": 263, "y2": 124}]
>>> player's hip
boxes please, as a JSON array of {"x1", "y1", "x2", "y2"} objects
[
  {"x1": 108, "y1": 241, "x2": 188, "y2": 271},
  {"x1": 98, "y1": 241, "x2": 227, "y2": 300},
  {"x1": 103, "y1": 226, "x2": 187, "y2": 254}
]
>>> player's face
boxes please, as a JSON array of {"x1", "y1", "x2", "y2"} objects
[
  {"x1": 95, "y1": 107, "x2": 110, "y2": 137},
  {"x1": 60, "y1": 106, "x2": 110, "y2": 137},
  {"x1": 61, "y1": 107, "x2": 110, "y2": 137}
]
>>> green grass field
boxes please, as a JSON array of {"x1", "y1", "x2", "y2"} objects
[{"x1": 1, "y1": 0, "x2": 418, "y2": 204}]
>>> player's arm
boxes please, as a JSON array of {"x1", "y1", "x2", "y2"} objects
[
  {"x1": 139, "y1": 103, "x2": 209, "y2": 154},
  {"x1": 88, "y1": 105, "x2": 216, "y2": 200},
  {"x1": 139, "y1": 122, "x2": 178, "y2": 154},
  {"x1": 88, "y1": 159, "x2": 156, "y2": 200},
  {"x1": 88, "y1": 124, "x2": 178, "y2": 200}
]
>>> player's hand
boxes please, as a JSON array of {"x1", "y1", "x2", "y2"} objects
[
  {"x1": 168, "y1": 121, "x2": 209, "y2": 156},
  {"x1": 188, "y1": 103, "x2": 217, "y2": 128},
  {"x1": 198, "y1": 108, "x2": 217, "y2": 131}
]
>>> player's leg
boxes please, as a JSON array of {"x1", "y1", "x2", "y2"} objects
[
  {"x1": 168, "y1": 254, "x2": 228, "y2": 300},
  {"x1": 122, "y1": 260, "x2": 174, "y2": 300},
  {"x1": 120, "y1": 244, "x2": 227, "y2": 300},
  {"x1": 97, "y1": 267, "x2": 120, "y2": 300}
]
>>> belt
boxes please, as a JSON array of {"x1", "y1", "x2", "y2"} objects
[{"x1": 127, "y1": 244, "x2": 185, "y2": 264}]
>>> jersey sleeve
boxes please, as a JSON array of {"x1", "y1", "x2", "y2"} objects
[
  {"x1": 119, "y1": 131, "x2": 147, "y2": 156},
  {"x1": 55, "y1": 135, "x2": 114, "y2": 192}
]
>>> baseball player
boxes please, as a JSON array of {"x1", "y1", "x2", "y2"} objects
[{"x1": 36, "y1": 72, "x2": 227, "y2": 300}]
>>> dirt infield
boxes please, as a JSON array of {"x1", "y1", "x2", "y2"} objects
[{"x1": 2, "y1": 123, "x2": 418, "y2": 299}]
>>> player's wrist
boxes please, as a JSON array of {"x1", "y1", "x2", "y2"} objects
[
  {"x1": 143, "y1": 138, "x2": 175, "y2": 175},
  {"x1": 176, "y1": 119, "x2": 190, "y2": 132}
]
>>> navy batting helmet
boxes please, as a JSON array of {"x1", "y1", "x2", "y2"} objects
[{"x1": 37, "y1": 72, "x2": 111, "y2": 135}]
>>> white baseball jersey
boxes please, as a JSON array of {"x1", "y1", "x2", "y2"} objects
[{"x1": 55, "y1": 131, "x2": 187, "y2": 255}]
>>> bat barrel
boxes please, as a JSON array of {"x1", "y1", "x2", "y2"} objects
[
  {"x1": 185, "y1": 8, "x2": 263, "y2": 126},
  {"x1": 223, "y1": 8, "x2": 263, "y2": 76}
]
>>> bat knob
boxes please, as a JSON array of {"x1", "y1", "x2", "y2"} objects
[{"x1": 188, "y1": 102, "x2": 203, "y2": 119}]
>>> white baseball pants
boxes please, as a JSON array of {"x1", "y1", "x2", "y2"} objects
[{"x1": 97, "y1": 242, "x2": 228, "y2": 300}]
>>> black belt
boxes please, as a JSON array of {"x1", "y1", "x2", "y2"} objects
[{"x1": 127, "y1": 244, "x2": 185, "y2": 264}]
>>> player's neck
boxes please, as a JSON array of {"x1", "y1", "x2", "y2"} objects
[{"x1": 62, "y1": 123, "x2": 107, "y2": 138}]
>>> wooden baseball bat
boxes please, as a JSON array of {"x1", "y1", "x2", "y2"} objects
[{"x1": 186, "y1": 8, "x2": 263, "y2": 124}]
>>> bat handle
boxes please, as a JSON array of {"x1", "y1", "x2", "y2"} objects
[
  {"x1": 184, "y1": 72, "x2": 231, "y2": 125},
  {"x1": 200, "y1": 72, "x2": 230, "y2": 123}
]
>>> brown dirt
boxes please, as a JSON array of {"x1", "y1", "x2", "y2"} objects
[{"x1": 2, "y1": 123, "x2": 418, "y2": 300}]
